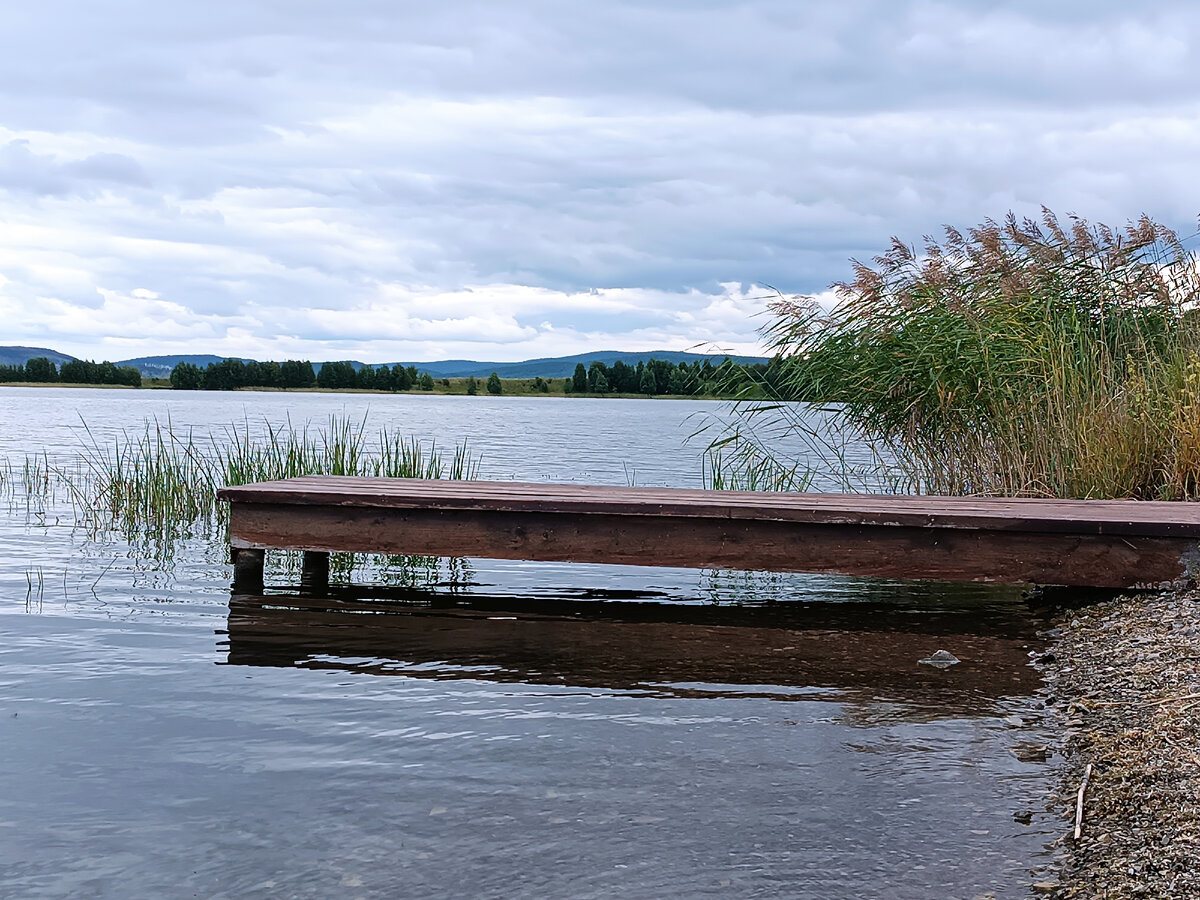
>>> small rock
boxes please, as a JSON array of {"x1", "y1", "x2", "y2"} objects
[
  {"x1": 919, "y1": 649, "x2": 961, "y2": 668},
  {"x1": 1011, "y1": 744, "x2": 1050, "y2": 762}
]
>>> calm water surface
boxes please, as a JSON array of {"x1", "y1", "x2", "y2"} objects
[{"x1": 0, "y1": 388, "x2": 1060, "y2": 898}]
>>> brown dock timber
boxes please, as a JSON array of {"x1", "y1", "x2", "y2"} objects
[{"x1": 216, "y1": 476, "x2": 1200, "y2": 592}]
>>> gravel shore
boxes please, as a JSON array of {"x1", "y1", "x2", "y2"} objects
[{"x1": 1042, "y1": 591, "x2": 1200, "y2": 899}]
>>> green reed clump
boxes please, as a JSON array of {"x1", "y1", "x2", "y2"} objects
[
  {"x1": 702, "y1": 434, "x2": 813, "y2": 492},
  {"x1": 71, "y1": 415, "x2": 480, "y2": 538},
  {"x1": 743, "y1": 209, "x2": 1200, "y2": 499}
]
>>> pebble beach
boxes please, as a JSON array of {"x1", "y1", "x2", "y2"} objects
[{"x1": 1043, "y1": 591, "x2": 1200, "y2": 898}]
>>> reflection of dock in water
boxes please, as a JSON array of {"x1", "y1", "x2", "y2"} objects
[{"x1": 223, "y1": 588, "x2": 1046, "y2": 714}]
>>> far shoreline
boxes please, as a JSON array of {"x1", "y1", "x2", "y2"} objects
[{"x1": 0, "y1": 381, "x2": 733, "y2": 401}]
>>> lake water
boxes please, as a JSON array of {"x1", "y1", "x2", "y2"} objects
[{"x1": 0, "y1": 388, "x2": 1061, "y2": 898}]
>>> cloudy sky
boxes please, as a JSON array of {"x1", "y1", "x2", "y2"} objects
[{"x1": 2, "y1": 1, "x2": 1199, "y2": 363}]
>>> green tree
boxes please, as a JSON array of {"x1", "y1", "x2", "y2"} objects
[
  {"x1": 59, "y1": 359, "x2": 86, "y2": 383},
  {"x1": 587, "y1": 361, "x2": 610, "y2": 393},
  {"x1": 96, "y1": 361, "x2": 120, "y2": 385},
  {"x1": 486, "y1": 372, "x2": 502, "y2": 395},
  {"x1": 572, "y1": 363, "x2": 588, "y2": 393},
  {"x1": 316, "y1": 361, "x2": 356, "y2": 389},
  {"x1": 243, "y1": 361, "x2": 267, "y2": 387},
  {"x1": 668, "y1": 364, "x2": 697, "y2": 395},
  {"x1": 170, "y1": 362, "x2": 203, "y2": 390},
  {"x1": 24, "y1": 357, "x2": 57, "y2": 382},
  {"x1": 418, "y1": 372, "x2": 435, "y2": 391},
  {"x1": 59, "y1": 359, "x2": 98, "y2": 383},
  {"x1": 356, "y1": 365, "x2": 378, "y2": 390},
  {"x1": 203, "y1": 359, "x2": 249, "y2": 391},
  {"x1": 261, "y1": 361, "x2": 282, "y2": 388},
  {"x1": 649, "y1": 359, "x2": 672, "y2": 393},
  {"x1": 533, "y1": 376, "x2": 549, "y2": 393},
  {"x1": 608, "y1": 360, "x2": 635, "y2": 392},
  {"x1": 280, "y1": 360, "x2": 316, "y2": 388},
  {"x1": 390, "y1": 365, "x2": 413, "y2": 391},
  {"x1": 466, "y1": 376, "x2": 479, "y2": 395},
  {"x1": 115, "y1": 365, "x2": 142, "y2": 388},
  {"x1": 638, "y1": 365, "x2": 657, "y2": 395}
]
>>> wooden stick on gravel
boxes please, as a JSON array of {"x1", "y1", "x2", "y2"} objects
[{"x1": 1074, "y1": 763, "x2": 1094, "y2": 841}]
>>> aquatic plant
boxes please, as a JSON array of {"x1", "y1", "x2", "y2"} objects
[
  {"x1": 702, "y1": 441, "x2": 812, "y2": 492},
  {"x1": 63, "y1": 415, "x2": 480, "y2": 540},
  {"x1": 725, "y1": 209, "x2": 1200, "y2": 499}
]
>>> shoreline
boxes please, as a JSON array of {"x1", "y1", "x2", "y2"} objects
[
  {"x1": 0, "y1": 382, "x2": 732, "y2": 400},
  {"x1": 1041, "y1": 590, "x2": 1200, "y2": 898}
]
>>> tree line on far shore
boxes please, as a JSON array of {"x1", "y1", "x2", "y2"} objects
[
  {"x1": 561, "y1": 358, "x2": 772, "y2": 396},
  {"x1": 0, "y1": 357, "x2": 142, "y2": 386},
  {"x1": 167, "y1": 358, "x2": 444, "y2": 392},
  {"x1": 166, "y1": 356, "x2": 779, "y2": 397},
  {"x1": 0, "y1": 354, "x2": 790, "y2": 400}
]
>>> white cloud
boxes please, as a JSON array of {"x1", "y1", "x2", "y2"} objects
[{"x1": 2, "y1": 1, "x2": 1200, "y2": 361}]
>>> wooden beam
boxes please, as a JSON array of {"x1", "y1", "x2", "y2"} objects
[
  {"x1": 300, "y1": 551, "x2": 330, "y2": 594},
  {"x1": 231, "y1": 546, "x2": 265, "y2": 594},
  {"x1": 219, "y1": 476, "x2": 1200, "y2": 537},
  {"x1": 227, "y1": 501, "x2": 1200, "y2": 589}
]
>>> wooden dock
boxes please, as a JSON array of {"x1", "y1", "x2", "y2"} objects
[{"x1": 217, "y1": 476, "x2": 1200, "y2": 592}]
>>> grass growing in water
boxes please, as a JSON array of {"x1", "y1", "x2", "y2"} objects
[
  {"x1": 68, "y1": 415, "x2": 480, "y2": 539},
  {"x1": 727, "y1": 209, "x2": 1200, "y2": 499},
  {"x1": 701, "y1": 441, "x2": 812, "y2": 492}
]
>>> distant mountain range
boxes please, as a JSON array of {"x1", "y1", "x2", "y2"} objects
[
  {"x1": 0, "y1": 346, "x2": 76, "y2": 367},
  {"x1": 1, "y1": 347, "x2": 770, "y2": 379}
]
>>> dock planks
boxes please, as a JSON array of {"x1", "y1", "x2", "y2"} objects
[{"x1": 217, "y1": 476, "x2": 1200, "y2": 591}]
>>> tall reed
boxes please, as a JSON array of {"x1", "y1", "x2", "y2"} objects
[{"x1": 730, "y1": 209, "x2": 1200, "y2": 499}]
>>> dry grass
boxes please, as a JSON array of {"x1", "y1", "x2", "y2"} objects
[{"x1": 735, "y1": 209, "x2": 1200, "y2": 499}]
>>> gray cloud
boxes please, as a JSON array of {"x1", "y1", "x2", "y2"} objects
[
  {"x1": 1, "y1": 1, "x2": 1199, "y2": 360},
  {"x1": 0, "y1": 140, "x2": 150, "y2": 198}
]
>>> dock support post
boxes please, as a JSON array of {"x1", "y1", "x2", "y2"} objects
[
  {"x1": 231, "y1": 547, "x2": 265, "y2": 594},
  {"x1": 301, "y1": 551, "x2": 330, "y2": 594}
]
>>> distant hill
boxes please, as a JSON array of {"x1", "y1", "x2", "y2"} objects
[
  {"x1": 0, "y1": 346, "x2": 76, "y2": 367},
  {"x1": 374, "y1": 350, "x2": 771, "y2": 379},
  {"x1": 114, "y1": 354, "x2": 371, "y2": 377},
  {"x1": 7, "y1": 347, "x2": 771, "y2": 378}
]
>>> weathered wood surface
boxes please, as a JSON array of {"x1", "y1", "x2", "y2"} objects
[
  {"x1": 218, "y1": 477, "x2": 1200, "y2": 589},
  {"x1": 220, "y1": 476, "x2": 1200, "y2": 536}
]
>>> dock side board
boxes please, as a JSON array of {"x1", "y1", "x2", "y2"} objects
[{"x1": 217, "y1": 476, "x2": 1200, "y2": 591}]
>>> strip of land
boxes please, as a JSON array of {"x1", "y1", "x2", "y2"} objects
[
  {"x1": 1043, "y1": 591, "x2": 1200, "y2": 898},
  {"x1": 0, "y1": 379, "x2": 731, "y2": 398}
]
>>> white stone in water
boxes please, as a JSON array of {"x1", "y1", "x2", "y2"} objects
[{"x1": 919, "y1": 649, "x2": 961, "y2": 668}]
